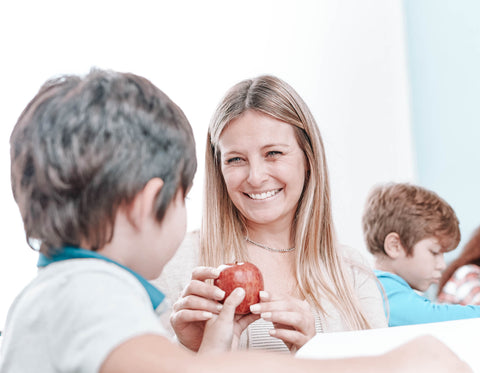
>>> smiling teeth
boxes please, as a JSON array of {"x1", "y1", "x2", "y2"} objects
[{"x1": 248, "y1": 189, "x2": 280, "y2": 200}]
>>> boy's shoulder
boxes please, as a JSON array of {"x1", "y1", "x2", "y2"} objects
[
  {"x1": 2, "y1": 258, "x2": 169, "y2": 372},
  {"x1": 16, "y1": 259, "x2": 153, "y2": 312}
]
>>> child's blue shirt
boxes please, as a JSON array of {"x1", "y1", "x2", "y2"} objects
[{"x1": 375, "y1": 270, "x2": 480, "y2": 326}]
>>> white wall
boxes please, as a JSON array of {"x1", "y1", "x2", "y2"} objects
[{"x1": 0, "y1": 0, "x2": 414, "y2": 329}]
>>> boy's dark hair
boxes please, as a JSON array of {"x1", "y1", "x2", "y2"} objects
[
  {"x1": 362, "y1": 182, "x2": 460, "y2": 256},
  {"x1": 10, "y1": 69, "x2": 197, "y2": 256}
]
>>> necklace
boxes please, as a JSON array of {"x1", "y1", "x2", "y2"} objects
[{"x1": 245, "y1": 237, "x2": 296, "y2": 253}]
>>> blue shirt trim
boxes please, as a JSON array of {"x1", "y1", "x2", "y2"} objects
[{"x1": 38, "y1": 247, "x2": 165, "y2": 311}]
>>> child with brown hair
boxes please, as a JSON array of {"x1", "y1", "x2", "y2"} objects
[{"x1": 362, "y1": 182, "x2": 480, "y2": 327}]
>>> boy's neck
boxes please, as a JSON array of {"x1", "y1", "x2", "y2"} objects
[{"x1": 373, "y1": 255, "x2": 397, "y2": 274}]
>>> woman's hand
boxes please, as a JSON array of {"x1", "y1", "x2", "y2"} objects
[
  {"x1": 249, "y1": 291, "x2": 316, "y2": 353},
  {"x1": 170, "y1": 266, "x2": 258, "y2": 351}
]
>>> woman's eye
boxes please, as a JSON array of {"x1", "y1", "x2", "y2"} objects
[
  {"x1": 266, "y1": 150, "x2": 282, "y2": 157},
  {"x1": 226, "y1": 156, "x2": 242, "y2": 164}
]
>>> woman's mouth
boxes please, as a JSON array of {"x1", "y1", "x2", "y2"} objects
[{"x1": 246, "y1": 189, "x2": 281, "y2": 200}]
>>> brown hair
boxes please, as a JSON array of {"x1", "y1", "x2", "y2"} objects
[
  {"x1": 438, "y1": 226, "x2": 480, "y2": 294},
  {"x1": 10, "y1": 69, "x2": 196, "y2": 256},
  {"x1": 362, "y1": 183, "x2": 460, "y2": 256}
]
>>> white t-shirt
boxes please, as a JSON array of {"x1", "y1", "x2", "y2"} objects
[{"x1": 0, "y1": 259, "x2": 168, "y2": 373}]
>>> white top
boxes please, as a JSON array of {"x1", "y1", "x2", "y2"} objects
[
  {"x1": 152, "y1": 231, "x2": 387, "y2": 352},
  {"x1": 0, "y1": 259, "x2": 168, "y2": 373}
]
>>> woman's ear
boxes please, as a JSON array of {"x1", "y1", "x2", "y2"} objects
[
  {"x1": 384, "y1": 232, "x2": 406, "y2": 259},
  {"x1": 128, "y1": 178, "x2": 164, "y2": 228}
]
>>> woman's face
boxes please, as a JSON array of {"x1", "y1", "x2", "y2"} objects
[{"x1": 218, "y1": 110, "x2": 308, "y2": 228}]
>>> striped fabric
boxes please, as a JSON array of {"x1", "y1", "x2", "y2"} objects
[
  {"x1": 239, "y1": 313, "x2": 323, "y2": 353},
  {"x1": 437, "y1": 264, "x2": 480, "y2": 305}
]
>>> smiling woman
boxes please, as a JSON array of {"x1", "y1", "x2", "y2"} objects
[
  {"x1": 218, "y1": 110, "x2": 308, "y2": 231},
  {"x1": 154, "y1": 75, "x2": 387, "y2": 353}
]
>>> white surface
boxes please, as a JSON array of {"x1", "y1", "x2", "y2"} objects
[{"x1": 297, "y1": 318, "x2": 479, "y2": 372}]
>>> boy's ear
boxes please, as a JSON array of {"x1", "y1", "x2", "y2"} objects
[
  {"x1": 129, "y1": 178, "x2": 164, "y2": 227},
  {"x1": 383, "y1": 232, "x2": 406, "y2": 259}
]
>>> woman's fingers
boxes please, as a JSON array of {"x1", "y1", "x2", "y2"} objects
[
  {"x1": 170, "y1": 308, "x2": 213, "y2": 326},
  {"x1": 261, "y1": 310, "x2": 312, "y2": 333},
  {"x1": 191, "y1": 266, "x2": 221, "y2": 281},
  {"x1": 179, "y1": 279, "x2": 225, "y2": 302},
  {"x1": 248, "y1": 291, "x2": 315, "y2": 351},
  {"x1": 268, "y1": 327, "x2": 309, "y2": 351},
  {"x1": 173, "y1": 294, "x2": 224, "y2": 314},
  {"x1": 250, "y1": 291, "x2": 311, "y2": 314}
]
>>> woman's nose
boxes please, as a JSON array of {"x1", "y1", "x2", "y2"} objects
[{"x1": 247, "y1": 160, "x2": 268, "y2": 186}]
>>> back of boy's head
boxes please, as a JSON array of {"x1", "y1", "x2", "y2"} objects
[
  {"x1": 362, "y1": 182, "x2": 460, "y2": 256},
  {"x1": 10, "y1": 69, "x2": 197, "y2": 256}
]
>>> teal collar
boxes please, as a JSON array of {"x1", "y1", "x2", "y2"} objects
[{"x1": 38, "y1": 247, "x2": 165, "y2": 312}]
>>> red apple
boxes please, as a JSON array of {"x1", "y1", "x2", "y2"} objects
[{"x1": 214, "y1": 262, "x2": 264, "y2": 315}]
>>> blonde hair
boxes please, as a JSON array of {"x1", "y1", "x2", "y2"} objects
[{"x1": 201, "y1": 75, "x2": 371, "y2": 330}]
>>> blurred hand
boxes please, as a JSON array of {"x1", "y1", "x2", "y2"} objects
[{"x1": 385, "y1": 335, "x2": 472, "y2": 373}]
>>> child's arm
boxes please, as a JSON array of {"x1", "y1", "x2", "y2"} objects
[
  {"x1": 379, "y1": 272, "x2": 480, "y2": 326},
  {"x1": 101, "y1": 282, "x2": 472, "y2": 373},
  {"x1": 99, "y1": 334, "x2": 471, "y2": 373}
]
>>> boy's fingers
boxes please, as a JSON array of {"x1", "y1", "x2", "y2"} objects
[{"x1": 217, "y1": 288, "x2": 245, "y2": 320}]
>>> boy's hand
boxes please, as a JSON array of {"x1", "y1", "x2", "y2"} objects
[
  {"x1": 198, "y1": 288, "x2": 259, "y2": 353},
  {"x1": 170, "y1": 266, "x2": 258, "y2": 352}
]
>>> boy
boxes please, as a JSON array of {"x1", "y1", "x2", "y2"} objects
[
  {"x1": 0, "y1": 70, "x2": 470, "y2": 373},
  {"x1": 362, "y1": 182, "x2": 480, "y2": 327}
]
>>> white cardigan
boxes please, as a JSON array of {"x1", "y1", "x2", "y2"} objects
[{"x1": 152, "y1": 231, "x2": 387, "y2": 352}]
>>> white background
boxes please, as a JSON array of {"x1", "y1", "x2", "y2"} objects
[{"x1": 0, "y1": 0, "x2": 414, "y2": 329}]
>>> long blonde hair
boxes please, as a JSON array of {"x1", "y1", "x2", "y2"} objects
[{"x1": 201, "y1": 75, "x2": 371, "y2": 330}]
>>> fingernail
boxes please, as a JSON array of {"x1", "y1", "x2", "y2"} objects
[
  {"x1": 234, "y1": 287, "x2": 245, "y2": 297},
  {"x1": 216, "y1": 304, "x2": 223, "y2": 312},
  {"x1": 269, "y1": 329, "x2": 276, "y2": 336},
  {"x1": 259, "y1": 291, "x2": 269, "y2": 299},
  {"x1": 215, "y1": 288, "x2": 226, "y2": 299},
  {"x1": 211, "y1": 268, "x2": 221, "y2": 277},
  {"x1": 261, "y1": 312, "x2": 272, "y2": 320},
  {"x1": 250, "y1": 304, "x2": 261, "y2": 313},
  {"x1": 202, "y1": 311, "x2": 213, "y2": 319}
]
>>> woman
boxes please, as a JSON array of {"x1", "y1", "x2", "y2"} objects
[
  {"x1": 154, "y1": 75, "x2": 386, "y2": 353},
  {"x1": 437, "y1": 226, "x2": 480, "y2": 305}
]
